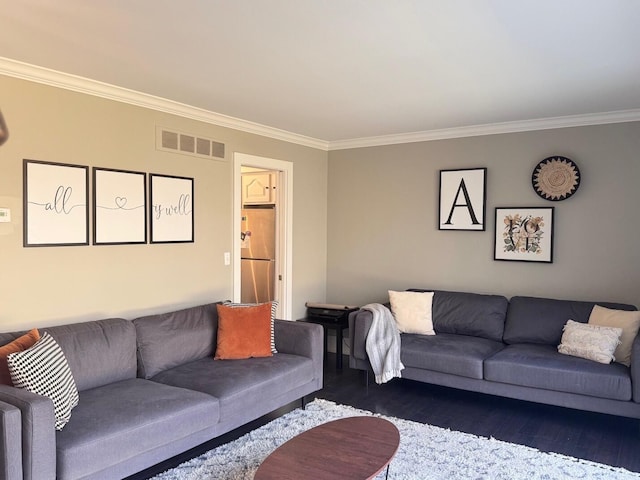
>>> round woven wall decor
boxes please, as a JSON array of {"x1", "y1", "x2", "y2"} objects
[{"x1": 532, "y1": 156, "x2": 581, "y2": 201}]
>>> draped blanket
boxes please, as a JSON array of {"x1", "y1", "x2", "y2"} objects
[{"x1": 362, "y1": 303, "x2": 404, "y2": 384}]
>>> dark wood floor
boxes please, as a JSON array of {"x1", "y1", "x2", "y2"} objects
[
  {"x1": 322, "y1": 358, "x2": 640, "y2": 474},
  {"x1": 130, "y1": 355, "x2": 640, "y2": 479}
]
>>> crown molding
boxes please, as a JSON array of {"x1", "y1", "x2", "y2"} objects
[
  {"x1": 327, "y1": 109, "x2": 640, "y2": 150},
  {"x1": 2, "y1": 57, "x2": 639, "y2": 153},
  {"x1": 0, "y1": 57, "x2": 330, "y2": 151}
]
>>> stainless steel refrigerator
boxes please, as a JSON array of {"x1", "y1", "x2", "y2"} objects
[{"x1": 240, "y1": 205, "x2": 276, "y2": 303}]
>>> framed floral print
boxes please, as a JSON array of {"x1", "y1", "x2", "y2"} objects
[{"x1": 494, "y1": 207, "x2": 554, "y2": 263}]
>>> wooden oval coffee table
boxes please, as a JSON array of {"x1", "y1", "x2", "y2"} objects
[{"x1": 254, "y1": 416, "x2": 400, "y2": 480}]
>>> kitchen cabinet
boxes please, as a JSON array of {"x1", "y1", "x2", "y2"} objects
[{"x1": 242, "y1": 172, "x2": 277, "y2": 205}]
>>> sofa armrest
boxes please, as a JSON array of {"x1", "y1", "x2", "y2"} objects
[
  {"x1": 274, "y1": 320, "x2": 323, "y2": 383},
  {"x1": 631, "y1": 334, "x2": 640, "y2": 403},
  {"x1": 0, "y1": 385, "x2": 56, "y2": 480},
  {"x1": 0, "y1": 400, "x2": 22, "y2": 480},
  {"x1": 348, "y1": 309, "x2": 373, "y2": 370}
]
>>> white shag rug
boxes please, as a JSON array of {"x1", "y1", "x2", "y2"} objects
[{"x1": 152, "y1": 399, "x2": 640, "y2": 480}]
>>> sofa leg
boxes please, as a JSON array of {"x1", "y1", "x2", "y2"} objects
[{"x1": 301, "y1": 396, "x2": 307, "y2": 410}]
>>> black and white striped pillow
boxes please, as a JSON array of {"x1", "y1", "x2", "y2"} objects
[
  {"x1": 222, "y1": 301, "x2": 278, "y2": 353},
  {"x1": 7, "y1": 332, "x2": 79, "y2": 430}
]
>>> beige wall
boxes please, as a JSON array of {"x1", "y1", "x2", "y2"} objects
[
  {"x1": 327, "y1": 122, "x2": 640, "y2": 308},
  {"x1": 0, "y1": 75, "x2": 328, "y2": 330}
]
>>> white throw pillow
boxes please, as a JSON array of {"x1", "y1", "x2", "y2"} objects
[
  {"x1": 588, "y1": 305, "x2": 640, "y2": 367},
  {"x1": 7, "y1": 332, "x2": 79, "y2": 430},
  {"x1": 388, "y1": 290, "x2": 435, "y2": 335},
  {"x1": 557, "y1": 320, "x2": 622, "y2": 364}
]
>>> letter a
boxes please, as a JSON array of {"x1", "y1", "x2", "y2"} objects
[{"x1": 444, "y1": 179, "x2": 480, "y2": 225}]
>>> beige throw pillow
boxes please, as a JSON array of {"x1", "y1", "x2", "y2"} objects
[
  {"x1": 588, "y1": 305, "x2": 640, "y2": 367},
  {"x1": 388, "y1": 290, "x2": 435, "y2": 335},
  {"x1": 557, "y1": 320, "x2": 622, "y2": 364}
]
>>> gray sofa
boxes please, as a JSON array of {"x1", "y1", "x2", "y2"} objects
[
  {"x1": 0, "y1": 302, "x2": 323, "y2": 480},
  {"x1": 349, "y1": 289, "x2": 640, "y2": 419}
]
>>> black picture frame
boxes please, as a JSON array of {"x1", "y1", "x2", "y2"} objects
[
  {"x1": 439, "y1": 167, "x2": 486, "y2": 231},
  {"x1": 23, "y1": 159, "x2": 89, "y2": 247},
  {"x1": 150, "y1": 174, "x2": 194, "y2": 243},
  {"x1": 93, "y1": 167, "x2": 147, "y2": 245},
  {"x1": 494, "y1": 207, "x2": 554, "y2": 263}
]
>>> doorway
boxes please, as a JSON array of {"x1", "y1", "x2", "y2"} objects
[{"x1": 233, "y1": 153, "x2": 293, "y2": 319}]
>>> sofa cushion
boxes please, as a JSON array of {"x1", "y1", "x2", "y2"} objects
[
  {"x1": 7, "y1": 332, "x2": 79, "y2": 430},
  {"x1": 588, "y1": 305, "x2": 640, "y2": 367},
  {"x1": 215, "y1": 302, "x2": 273, "y2": 360},
  {"x1": 0, "y1": 328, "x2": 40, "y2": 385},
  {"x1": 400, "y1": 333, "x2": 505, "y2": 379},
  {"x1": 134, "y1": 303, "x2": 219, "y2": 379},
  {"x1": 55, "y1": 378, "x2": 219, "y2": 480},
  {"x1": 409, "y1": 289, "x2": 508, "y2": 342},
  {"x1": 151, "y1": 353, "x2": 314, "y2": 420},
  {"x1": 503, "y1": 296, "x2": 637, "y2": 346},
  {"x1": 42, "y1": 318, "x2": 137, "y2": 392},
  {"x1": 484, "y1": 344, "x2": 632, "y2": 401}
]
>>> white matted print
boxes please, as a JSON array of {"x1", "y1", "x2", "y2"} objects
[
  {"x1": 23, "y1": 159, "x2": 89, "y2": 247},
  {"x1": 93, "y1": 168, "x2": 147, "y2": 245},
  {"x1": 439, "y1": 168, "x2": 486, "y2": 231},
  {"x1": 150, "y1": 174, "x2": 194, "y2": 243},
  {"x1": 494, "y1": 207, "x2": 554, "y2": 263}
]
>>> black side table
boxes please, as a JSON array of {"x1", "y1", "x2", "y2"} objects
[{"x1": 299, "y1": 316, "x2": 349, "y2": 369}]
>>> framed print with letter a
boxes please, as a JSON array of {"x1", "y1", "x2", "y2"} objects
[{"x1": 439, "y1": 168, "x2": 486, "y2": 231}]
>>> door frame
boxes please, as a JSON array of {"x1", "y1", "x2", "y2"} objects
[{"x1": 233, "y1": 152, "x2": 293, "y2": 319}]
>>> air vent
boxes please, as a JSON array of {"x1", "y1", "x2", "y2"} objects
[
  {"x1": 156, "y1": 126, "x2": 226, "y2": 161},
  {"x1": 161, "y1": 130, "x2": 178, "y2": 150}
]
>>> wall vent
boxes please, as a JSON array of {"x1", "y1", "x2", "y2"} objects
[{"x1": 156, "y1": 126, "x2": 226, "y2": 161}]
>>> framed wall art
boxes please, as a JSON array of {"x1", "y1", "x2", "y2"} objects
[
  {"x1": 23, "y1": 159, "x2": 89, "y2": 247},
  {"x1": 439, "y1": 168, "x2": 486, "y2": 231},
  {"x1": 93, "y1": 167, "x2": 147, "y2": 245},
  {"x1": 150, "y1": 174, "x2": 194, "y2": 243},
  {"x1": 494, "y1": 207, "x2": 554, "y2": 263}
]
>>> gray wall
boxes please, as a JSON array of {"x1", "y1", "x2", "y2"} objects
[{"x1": 326, "y1": 122, "x2": 640, "y2": 308}]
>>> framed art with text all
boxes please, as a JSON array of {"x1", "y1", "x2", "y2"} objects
[
  {"x1": 93, "y1": 167, "x2": 147, "y2": 245},
  {"x1": 494, "y1": 207, "x2": 554, "y2": 263},
  {"x1": 150, "y1": 174, "x2": 194, "y2": 243},
  {"x1": 439, "y1": 168, "x2": 486, "y2": 231},
  {"x1": 23, "y1": 159, "x2": 89, "y2": 247}
]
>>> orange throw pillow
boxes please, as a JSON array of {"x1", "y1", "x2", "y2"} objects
[
  {"x1": 215, "y1": 303, "x2": 273, "y2": 360},
  {"x1": 0, "y1": 328, "x2": 40, "y2": 385}
]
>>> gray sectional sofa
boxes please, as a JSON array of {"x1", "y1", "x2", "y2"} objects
[
  {"x1": 0, "y1": 302, "x2": 323, "y2": 480},
  {"x1": 349, "y1": 289, "x2": 640, "y2": 419}
]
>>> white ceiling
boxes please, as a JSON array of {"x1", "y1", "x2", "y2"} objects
[{"x1": 1, "y1": 0, "x2": 640, "y2": 149}]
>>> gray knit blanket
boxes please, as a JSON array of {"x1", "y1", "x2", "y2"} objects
[{"x1": 362, "y1": 303, "x2": 404, "y2": 384}]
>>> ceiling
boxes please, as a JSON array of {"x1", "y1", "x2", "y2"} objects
[{"x1": 1, "y1": 0, "x2": 640, "y2": 149}]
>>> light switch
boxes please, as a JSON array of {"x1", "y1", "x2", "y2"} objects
[
  {"x1": 224, "y1": 252, "x2": 231, "y2": 265},
  {"x1": 0, "y1": 208, "x2": 10, "y2": 223}
]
